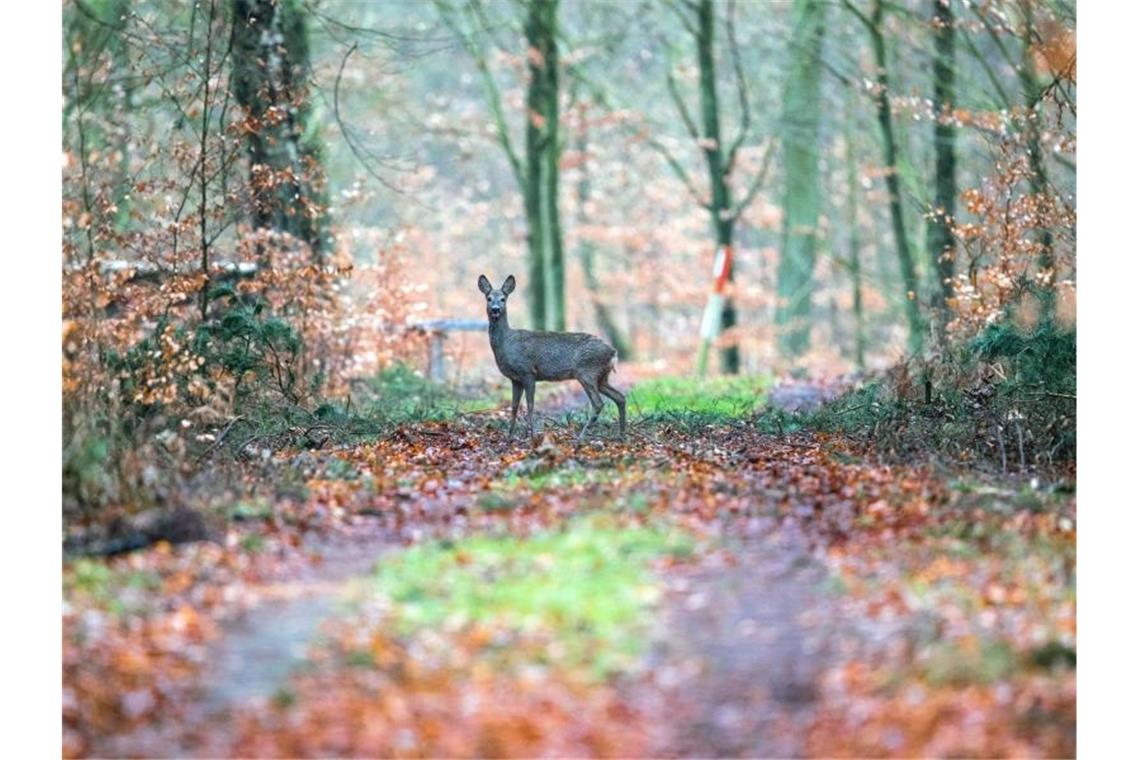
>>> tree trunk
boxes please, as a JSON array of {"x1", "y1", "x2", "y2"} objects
[
  {"x1": 231, "y1": 0, "x2": 326, "y2": 260},
  {"x1": 695, "y1": 0, "x2": 739, "y2": 375},
  {"x1": 539, "y1": 0, "x2": 565, "y2": 331},
  {"x1": 1018, "y1": 0, "x2": 1055, "y2": 323},
  {"x1": 845, "y1": 91, "x2": 866, "y2": 372},
  {"x1": 524, "y1": 0, "x2": 548, "y2": 330},
  {"x1": 776, "y1": 0, "x2": 826, "y2": 359},
  {"x1": 200, "y1": 0, "x2": 219, "y2": 320},
  {"x1": 279, "y1": 0, "x2": 329, "y2": 257},
  {"x1": 927, "y1": 0, "x2": 957, "y2": 337},
  {"x1": 868, "y1": 0, "x2": 924, "y2": 353},
  {"x1": 108, "y1": 0, "x2": 133, "y2": 232}
]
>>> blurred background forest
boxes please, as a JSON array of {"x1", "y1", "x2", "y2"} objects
[
  {"x1": 62, "y1": 0, "x2": 1075, "y2": 519},
  {"x1": 59, "y1": 2, "x2": 1080, "y2": 755}
]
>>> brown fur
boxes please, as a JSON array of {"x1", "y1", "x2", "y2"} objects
[{"x1": 478, "y1": 274, "x2": 626, "y2": 442}]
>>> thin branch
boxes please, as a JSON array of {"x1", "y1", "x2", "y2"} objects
[
  {"x1": 664, "y1": 0, "x2": 699, "y2": 36},
  {"x1": 646, "y1": 136, "x2": 709, "y2": 209},
  {"x1": 960, "y1": 21, "x2": 1013, "y2": 108},
  {"x1": 194, "y1": 415, "x2": 247, "y2": 463},
  {"x1": 731, "y1": 139, "x2": 777, "y2": 221},
  {"x1": 198, "y1": 0, "x2": 216, "y2": 321},
  {"x1": 840, "y1": 0, "x2": 875, "y2": 33},
  {"x1": 972, "y1": 5, "x2": 1020, "y2": 72},
  {"x1": 435, "y1": 0, "x2": 524, "y2": 187},
  {"x1": 333, "y1": 43, "x2": 404, "y2": 192},
  {"x1": 723, "y1": 0, "x2": 751, "y2": 176},
  {"x1": 665, "y1": 65, "x2": 701, "y2": 140}
]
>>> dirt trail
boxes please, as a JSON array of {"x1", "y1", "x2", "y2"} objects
[
  {"x1": 650, "y1": 522, "x2": 837, "y2": 757},
  {"x1": 192, "y1": 393, "x2": 841, "y2": 756},
  {"x1": 201, "y1": 533, "x2": 387, "y2": 710},
  {"x1": 66, "y1": 383, "x2": 1077, "y2": 758}
]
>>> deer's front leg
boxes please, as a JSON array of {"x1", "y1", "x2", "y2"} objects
[
  {"x1": 524, "y1": 379, "x2": 536, "y2": 440},
  {"x1": 507, "y1": 380, "x2": 523, "y2": 440}
]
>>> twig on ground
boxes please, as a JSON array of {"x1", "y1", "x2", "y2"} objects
[
  {"x1": 837, "y1": 403, "x2": 869, "y2": 416},
  {"x1": 995, "y1": 422, "x2": 1007, "y2": 473},
  {"x1": 195, "y1": 415, "x2": 246, "y2": 463}
]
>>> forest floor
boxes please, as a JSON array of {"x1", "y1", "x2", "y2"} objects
[{"x1": 63, "y1": 379, "x2": 1076, "y2": 758}]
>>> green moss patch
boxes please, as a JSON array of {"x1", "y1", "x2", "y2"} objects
[
  {"x1": 628, "y1": 375, "x2": 771, "y2": 418},
  {"x1": 372, "y1": 516, "x2": 693, "y2": 676}
]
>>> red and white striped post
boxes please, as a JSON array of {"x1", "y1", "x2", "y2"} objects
[{"x1": 696, "y1": 243, "x2": 733, "y2": 376}]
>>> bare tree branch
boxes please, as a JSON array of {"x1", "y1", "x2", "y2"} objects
[
  {"x1": 645, "y1": 136, "x2": 709, "y2": 210},
  {"x1": 731, "y1": 139, "x2": 777, "y2": 221},
  {"x1": 665, "y1": 65, "x2": 701, "y2": 141},
  {"x1": 435, "y1": 0, "x2": 524, "y2": 188},
  {"x1": 664, "y1": 0, "x2": 699, "y2": 36},
  {"x1": 723, "y1": 0, "x2": 751, "y2": 176},
  {"x1": 840, "y1": 0, "x2": 875, "y2": 33},
  {"x1": 333, "y1": 43, "x2": 405, "y2": 192}
]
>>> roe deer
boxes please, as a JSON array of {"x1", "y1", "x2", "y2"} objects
[{"x1": 478, "y1": 274, "x2": 626, "y2": 442}]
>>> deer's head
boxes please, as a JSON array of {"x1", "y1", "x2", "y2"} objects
[{"x1": 477, "y1": 274, "x2": 515, "y2": 323}]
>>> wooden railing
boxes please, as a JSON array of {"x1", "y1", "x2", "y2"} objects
[{"x1": 408, "y1": 318, "x2": 486, "y2": 381}]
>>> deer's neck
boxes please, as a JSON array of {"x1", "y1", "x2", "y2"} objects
[{"x1": 488, "y1": 313, "x2": 511, "y2": 351}]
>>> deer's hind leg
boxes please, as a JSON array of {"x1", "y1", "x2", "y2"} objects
[
  {"x1": 575, "y1": 377, "x2": 605, "y2": 443},
  {"x1": 599, "y1": 377, "x2": 626, "y2": 439}
]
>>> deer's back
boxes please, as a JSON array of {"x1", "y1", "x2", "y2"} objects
[{"x1": 496, "y1": 330, "x2": 614, "y2": 382}]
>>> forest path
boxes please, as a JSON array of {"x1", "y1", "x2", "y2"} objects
[
  {"x1": 65, "y1": 381, "x2": 1076, "y2": 758},
  {"x1": 652, "y1": 521, "x2": 836, "y2": 758},
  {"x1": 199, "y1": 531, "x2": 388, "y2": 711},
  {"x1": 182, "y1": 393, "x2": 843, "y2": 756},
  {"x1": 86, "y1": 403, "x2": 854, "y2": 758},
  {"x1": 190, "y1": 428, "x2": 840, "y2": 758}
]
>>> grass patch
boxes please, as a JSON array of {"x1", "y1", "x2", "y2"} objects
[
  {"x1": 499, "y1": 465, "x2": 615, "y2": 492},
  {"x1": 64, "y1": 558, "x2": 162, "y2": 617},
  {"x1": 629, "y1": 375, "x2": 771, "y2": 422},
  {"x1": 208, "y1": 364, "x2": 503, "y2": 459},
  {"x1": 228, "y1": 499, "x2": 272, "y2": 521},
  {"x1": 476, "y1": 492, "x2": 518, "y2": 512},
  {"x1": 240, "y1": 533, "x2": 267, "y2": 553},
  {"x1": 322, "y1": 457, "x2": 360, "y2": 481},
  {"x1": 372, "y1": 515, "x2": 693, "y2": 676},
  {"x1": 922, "y1": 638, "x2": 1017, "y2": 686},
  {"x1": 358, "y1": 364, "x2": 469, "y2": 423}
]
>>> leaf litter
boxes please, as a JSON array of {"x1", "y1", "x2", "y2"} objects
[{"x1": 64, "y1": 408, "x2": 1075, "y2": 758}]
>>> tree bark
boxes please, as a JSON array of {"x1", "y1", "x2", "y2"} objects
[
  {"x1": 865, "y1": 0, "x2": 924, "y2": 352},
  {"x1": 200, "y1": 0, "x2": 218, "y2": 320},
  {"x1": 539, "y1": 0, "x2": 566, "y2": 331},
  {"x1": 927, "y1": 0, "x2": 957, "y2": 336},
  {"x1": 1018, "y1": 0, "x2": 1055, "y2": 323},
  {"x1": 776, "y1": 0, "x2": 826, "y2": 359},
  {"x1": 231, "y1": 0, "x2": 326, "y2": 260},
  {"x1": 524, "y1": 0, "x2": 549, "y2": 329},
  {"x1": 845, "y1": 91, "x2": 867, "y2": 371},
  {"x1": 695, "y1": 0, "x2": 739, "y2": 375}
]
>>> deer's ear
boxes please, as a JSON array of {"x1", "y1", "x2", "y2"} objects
[
  {"x1": 477, "y1": 275, "x2": 492, "y2": 295},
  {"x1": 501, "y1": 275, "x2": 516, "y2": 295}
]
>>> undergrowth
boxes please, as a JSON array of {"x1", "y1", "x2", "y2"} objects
[{"x1": 769, "y1": 321, "x2": 1075, "y2": 476}]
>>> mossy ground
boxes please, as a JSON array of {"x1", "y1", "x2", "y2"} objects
[{"x1": 370, "y1": 514, "x2": 694, "y2": 676}]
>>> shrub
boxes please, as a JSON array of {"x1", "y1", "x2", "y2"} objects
[{"x1": 788, "y1": 319, "x2": 1075, "y2": 475}]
